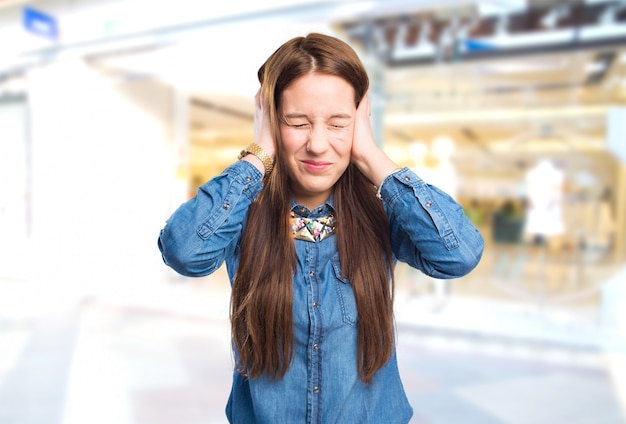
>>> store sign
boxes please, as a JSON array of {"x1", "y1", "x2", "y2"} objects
[
  {"x1": 338, "y1": 1, "x2": 626, "y2": 66},
  {"x1": 22, "y1": 6, "x2": 58, "y2": 40}
]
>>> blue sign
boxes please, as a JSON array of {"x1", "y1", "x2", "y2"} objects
[
  {"x1": 463, "y1": 39, "x2": 496, "y2": 52},
  {"x1": 23, "y1": 6, "x2": 58, "y2": 40}
]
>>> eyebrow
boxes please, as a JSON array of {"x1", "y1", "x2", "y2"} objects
[{"x1": 284, "y1": 113, "x2": 352, "y2": 119}]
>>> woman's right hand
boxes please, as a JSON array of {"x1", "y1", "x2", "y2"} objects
[{"x1": 253, "y1": 87, "x2": 276, "y2": 160}]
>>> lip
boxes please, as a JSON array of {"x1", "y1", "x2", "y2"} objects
[{"x1": 302, "y1": 160, "x2": 332, "y2": 172}]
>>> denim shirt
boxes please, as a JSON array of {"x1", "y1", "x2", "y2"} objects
[{"x1": 158, "y1": 160, "x2": 484, "y2": 424}]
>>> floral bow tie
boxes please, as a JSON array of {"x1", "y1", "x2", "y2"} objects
[{"x1": 289, "y1": 211, "x2": 336, "y2": 242}]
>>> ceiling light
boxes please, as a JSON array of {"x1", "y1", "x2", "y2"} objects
[
  {"x1": 540, "y1": 5, "x2": 571, "y2": 29},
  {"x1": 329, "y1": 1, "x2": 376, "y2": 19},
  {"x1": 477, "y1": 1, "x2": 526, "y2": 17},
  {"x1": 585, "y1": 61, "x2": 607, "y2": 74},
  {"x1": 580, "y1": 22, "x2": 626, "y2": 42},
  {"x1": 479, "y1": 61, "x2": 566, "y2": 74}
]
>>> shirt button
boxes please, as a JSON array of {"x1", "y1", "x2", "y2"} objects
[
  {"x1": 312, "y1": 386, "x2": 320, "y2": 394},
  {"x1": 223, "y1": 203, "x2": 231, "y2": 210},
  {"x1": 312, "y1": 302, "x2": 319, "y2": 308},
  {"x1": 404, "y1": 176, "x2": 411, "y2": 181},
  {"x1": 425, "y1": 201, "x2": 432, "y2": 208},
  {"x1": 309, "y1": 271, "x2": 315, "y2": 277},
  {"x1": 245, "y1": 176, "x2": 251, "y2": 182},
  {"x1": 312, "y1": 344, "x2": 319, "y2": 350},
  {"x1": 300, "y1": 207, "x2": 306, "y2": 213}
]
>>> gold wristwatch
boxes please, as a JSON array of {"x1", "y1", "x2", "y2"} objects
[{"x1": 238, "y1": 143, "x2": 274, "y2": 176}]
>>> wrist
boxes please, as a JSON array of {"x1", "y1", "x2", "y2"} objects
[
  {"x1": 352, "y1": 149, "x2": 398, "y2": 187},
  {"x1": 238, "y1": 143, "x2": 274, "y2": 177}
]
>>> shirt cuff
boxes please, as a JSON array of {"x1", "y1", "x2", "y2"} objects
[
  {"x1": 227, "y1": 158, "x2": 264, "y2": 182},
  {"x1": 376, "y1": 167, "x2": 409, "y2": 200}
]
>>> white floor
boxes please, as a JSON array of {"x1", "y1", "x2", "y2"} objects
[{"x1": 0, "y1": 265, "x2": 625, "y2": 424}]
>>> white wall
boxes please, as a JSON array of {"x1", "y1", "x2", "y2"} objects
[
  {"x1": 27, "y1": 59, "x2": 180, "y2": 295},
  {"x1": 0, "y1": 99, "x2": 29, "y2": 280}
]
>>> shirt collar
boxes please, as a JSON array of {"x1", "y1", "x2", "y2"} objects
[{"x1": 290, "y1": 194, "x2": 335, "y2": 217}]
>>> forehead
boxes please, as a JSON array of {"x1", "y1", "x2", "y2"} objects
[{"x1": 280, "y1": 73, "x2": 355, "y2": 112}]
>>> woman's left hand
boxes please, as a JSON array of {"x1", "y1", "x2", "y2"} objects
[{"x1": 351, "y1": 94, "x2": 400, "y2": 187}]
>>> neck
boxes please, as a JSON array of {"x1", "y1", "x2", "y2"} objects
[{"x1": 292, "y1": 191, "x2": 332, "y2": 211}]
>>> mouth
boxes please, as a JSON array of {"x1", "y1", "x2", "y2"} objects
[{"x1": 302, "y1": 160, "x2": 332, "y2": 172}]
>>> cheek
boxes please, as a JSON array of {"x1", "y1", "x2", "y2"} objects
[
  {"x1": 280, "y1": 128, "x2": 307, "y2": 152},
  {"x1": 331, "y1": 131, "x2": 353, "y2": 155}
]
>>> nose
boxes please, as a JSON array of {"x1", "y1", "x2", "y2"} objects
[{"x1": 307, "y1": 124, "x2": 329, "y2": 154}]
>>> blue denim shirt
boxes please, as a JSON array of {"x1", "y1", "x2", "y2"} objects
[{"x1": 158, "y1": 160, "x2": 484, "y2": 423}]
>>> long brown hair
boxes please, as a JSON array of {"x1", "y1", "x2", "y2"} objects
[{"x1": 231, "y1": 33, "x2": 395, "y2": 384}]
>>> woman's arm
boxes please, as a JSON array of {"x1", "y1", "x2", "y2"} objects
[
  {"x1": 157, "y1": 160, "x2": 263, "y2": 277},
  {"x1": 381, "y1": 168, "x2": 484, "y2": 279},
  {"x1": 350, "y1": 94, "x2": 483, "y2": 278},
  {"x1": 159, "y1": 88, "x2": 273, "y2": 277}
]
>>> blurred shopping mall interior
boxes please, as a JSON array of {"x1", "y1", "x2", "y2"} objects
[{"x1": 1, "y1": 0, "x2": 626, "y2": 423}]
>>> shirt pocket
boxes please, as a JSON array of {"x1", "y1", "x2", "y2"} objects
[{"x1": 331, "y1": 255, "x2": 358, "y2": 326}]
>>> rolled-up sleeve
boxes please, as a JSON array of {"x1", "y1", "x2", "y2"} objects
[
  {"x1": 380, "y1": 168, "x2": 484, "y2": 279},
  {"x1": 158, "y1": 160, "x2": 263, "y2": 277}
]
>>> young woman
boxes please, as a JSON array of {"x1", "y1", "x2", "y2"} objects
[{"x1": 158, "y1": 33, "x2": 484, "y2": 424}]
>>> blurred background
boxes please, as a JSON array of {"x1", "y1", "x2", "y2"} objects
[{"x1": 1, "y1": 0, "x2": 626, "y2": 423}]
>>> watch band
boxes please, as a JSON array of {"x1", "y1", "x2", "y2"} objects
[{"x1": 238, "y1": 143, "x2": 274, "y2": 176}]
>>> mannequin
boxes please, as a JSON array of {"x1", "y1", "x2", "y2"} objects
[{"x1": 524, "y1": 159, "x2": 565, "y2": 243}]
